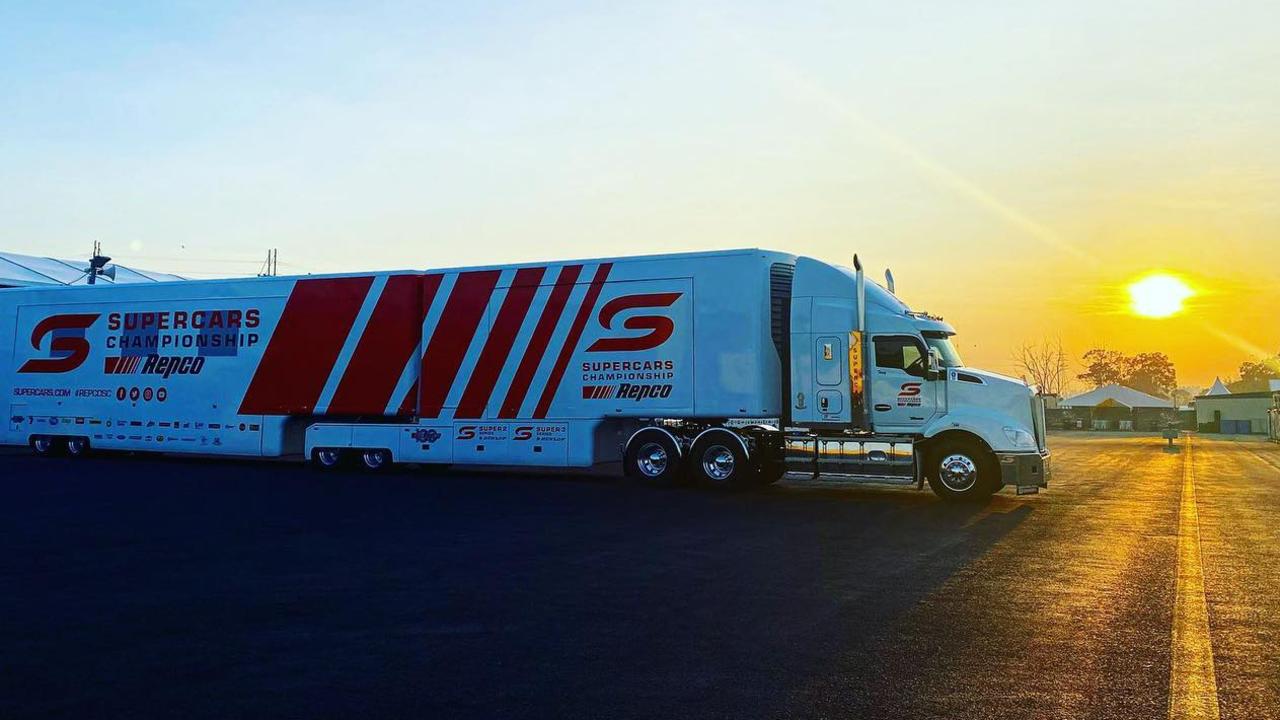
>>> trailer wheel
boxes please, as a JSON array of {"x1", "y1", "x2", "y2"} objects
[
  {"x1": 65, "y1": 436, "x2": 91, "y2": 458},
  {"x1": 360, "y1": 448, "x2": 393, "y2": 472},
  {"x1": 624, "y1": 428, "x2": 683, "y2": 485},
  {"x1": 925, "y1": 438, "x2": 997, "y2": 502},
  {"x1": 30, "y1": 435, "x2": 64, "y2": 457},
  {"x1": 690, "y1": 429, "x2": 753, "y2": 490},
  {"x1": 311, "y1": 447, "x2": 346, "y2": 470}
]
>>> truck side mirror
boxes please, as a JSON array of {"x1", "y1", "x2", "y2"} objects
[{"x1": 925, "y1": 348, "x2": 942, "y2": 381}]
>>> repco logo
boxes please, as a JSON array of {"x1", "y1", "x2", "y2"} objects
[
  {"x1": 586, "y1": 292, "x2": 682, "y2": 353},
  {"x1": 18, "y1": 314, "x2": 100, "y2": 373},
  {"x1": 617, "y1": 383, "x2": 673, "y2": 401},
  {"x1": 143, "y1": 355, "x2": 205, "y2": 378}
]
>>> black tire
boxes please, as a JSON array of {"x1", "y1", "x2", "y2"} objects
[
  {"x1": 624, "y1": 428, "x2": 683, "y2": 486},
  {"x1": 689, "y1": 429, "x2": 754, "y2": 490},
  {"x1": 311, "y1": 447, "x2": 347, "y2": 471},
  {"x1": 359, "y1": 448, "x2": 393, "y2": 472},
  {"x1": 30, "y1": 435, "x2": 64, "y2": 457},
  {"x1": 925, "y1": 438, "x2": 998, "y2": 502},
  {"x1": 65, "y1": 436, "x2": 91, "y2": 458}
]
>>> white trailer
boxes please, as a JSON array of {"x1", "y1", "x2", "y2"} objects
[{"x1": 0, "y1": 248, "x2": 1048, "y2": 500}]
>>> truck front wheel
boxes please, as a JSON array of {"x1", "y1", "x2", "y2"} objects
[
  {"x1": 926, "y1": 438, "x2": 998, "y2": 502},
  {"x1": 624, "y1": 428, "x2": 683, "y2": 486}
]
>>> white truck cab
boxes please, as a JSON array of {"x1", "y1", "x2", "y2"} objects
[{"x1": 782, "y1": 256, "x2": 1049, "y2": 499}]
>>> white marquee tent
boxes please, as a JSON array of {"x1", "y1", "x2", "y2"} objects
[{"x1": 0, "y1": 250, "x2": 184, "y2": 288}]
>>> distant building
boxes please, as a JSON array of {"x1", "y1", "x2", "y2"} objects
[
  {"x1": 1197, "y1": 390, "x2": 1276, "y2": 435},
  {"x1": 1051, "y1": 384, "x2": 1180, "y2": 431},
  {"x1": 0, "y1": 250, "x2": 184, "y2": 288}
]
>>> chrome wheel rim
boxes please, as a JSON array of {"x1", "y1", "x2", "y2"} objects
[
  {"x1": 67, "y1": 438, "x2": 87, "y2": 455},
  {"x1": 636, "y1": 442, "x2": 668, "y2": 478},
  {"x1": 317, "y1": 449, "x2": 342, "y2": 466},
  {"x1": 702, "y1": 445, "x2": 735, "y2": 482},
  {"x1": 33, "y1": 437, "x2": 53, "y2": 453},
  {"x1": 362, "y1": 449, "x2": 387, "y2": 469},
  {"x1": 939, "y1": 453, "x2": 978, "y2": 492}
]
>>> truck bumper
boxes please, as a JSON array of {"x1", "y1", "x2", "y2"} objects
[{"x1": 995, "y1": 450, "x2": 1050, "y2": 490}]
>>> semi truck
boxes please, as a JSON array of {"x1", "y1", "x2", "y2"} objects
[{"x1": 0, "y1": 248, "x2": 1049, "y2": 501}]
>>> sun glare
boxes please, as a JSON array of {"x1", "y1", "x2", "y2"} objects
[{"x1": 1128, "y1": 273, "x2": 1194, "y2": 318}]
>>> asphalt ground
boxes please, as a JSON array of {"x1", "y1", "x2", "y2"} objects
[{"x1": 2, "y1": 433, "x2": 1278, "y2": 719}]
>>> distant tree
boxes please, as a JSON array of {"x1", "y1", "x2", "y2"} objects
[
  {"x1": 1077, "y1": 348, "x2": 1177, "y2": 398},
  {"x1": 1077, "y1": 349, "x2": 1129, "y2": 387},
  {"x1": 1014, "y1": 339, "x2": 1070, "y2": 395},
  {"x1": 1171, "y1": 386, "x2": 1202, "y2": 407},
  {"x1": 1226, "y1": 354, "x2": 1280, "y2": 393},
  {"x1": 1127, "y1": 352, "x2": 1177, "y2": 398}
]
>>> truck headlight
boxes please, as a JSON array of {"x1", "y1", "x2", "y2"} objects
[{"x1": 1002, "y1": 426, "x2": 1035, "y2": 448}]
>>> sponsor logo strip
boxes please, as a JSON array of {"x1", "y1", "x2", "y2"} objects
[
  {"x1": 417, "y1": 270, "x2": 502, "y2": 418},
  {"x1": 455, "y1": 266, "x2": 547, "y2": 418},
  {"x1": 498, "y1": 265, "x2": 582, "y2": 418},
  {"x1": 534, "y1": 263, "x2": 612, "y2": 418},
  {"x1": 238, "y1": 276, "x2": 374, "y2": 415},
  {"x1": 327, "y1": 274, "x2": 433, "y2": 415}
]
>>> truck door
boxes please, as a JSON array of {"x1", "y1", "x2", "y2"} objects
[{"x1": 870, "y1": 335, "x2": 937, "y2": 429}]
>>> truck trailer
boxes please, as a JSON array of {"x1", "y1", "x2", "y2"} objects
[{"x1": 0, "y1": 248, "x2": 1049, "y2": 501}]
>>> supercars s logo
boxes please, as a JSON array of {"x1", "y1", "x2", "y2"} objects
[
  {"x1": 897, "y1": 382, "x2": 923, "y2": 407},
  {"x1": 18, "y1": 314, "x2": 100, "y2": 373},
  {"x1": 586, "y1": 292, "x2": 682, "y2": 353}
]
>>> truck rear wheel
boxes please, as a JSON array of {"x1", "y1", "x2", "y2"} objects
[
  {"x1": 624, "y1": 428, "x2": 683, "y2": 486},
  {"x1": 690, "y1": 429, "x2": 754, "y2": 490},
  {"x1": 65, "y1": 436, "x2": 91, "y2": 458},
  {"x1": 360, "y1": 448, "x2": 392, "y2": 471},
  {"x1": 312, "y1": 447, "x2": 346, "y2": 470},
  {"x1": 926, "y1": 438, "x2": 997, "y2": 502},
  {"x1": 30, "y1": 435, "x2": 64, "y2": 457}
]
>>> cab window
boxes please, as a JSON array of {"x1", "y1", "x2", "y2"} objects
[{"x1": 874, "y1": 336, "x2": 928, "y2": 377}]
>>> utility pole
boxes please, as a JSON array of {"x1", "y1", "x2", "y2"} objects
[{"x1": 259, "y1": 248, "x2": 278, "y2": 277}]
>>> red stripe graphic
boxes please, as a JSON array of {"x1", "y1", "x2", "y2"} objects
[
  {"x1": 417, "y1": 270, "x2": 503, "y2": 418},
  {"x1": 534, "y1": 263, "x2": 612, "y2": 418},
  {"x1": 326, "y1": 274, "x2": 440, "y2": 415},
  {"x1": 498, "y1": 265, "x2": 582, "y2": 418},
  {"x1": 239, "y1": 276, "x2": 374, "y2": 415},
  {"x1": 397, "y1": 380, "x2": 419, "y2": 416},
  {"x1": 455, "y1": 266, "x2": 546, "y2": 418}
]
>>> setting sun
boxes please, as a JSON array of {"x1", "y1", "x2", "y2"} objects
[{"x1": 1128, "y1": 273, "x2": 1194, "y2": 318}]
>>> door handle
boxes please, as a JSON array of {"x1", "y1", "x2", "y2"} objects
[{"x1": 874, "y1": 404, "x2": 892, "y2": 412}]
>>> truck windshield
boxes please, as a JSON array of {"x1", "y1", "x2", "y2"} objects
[{"x1": 923, "y1": 333, "x2": 964, "y2": 368}]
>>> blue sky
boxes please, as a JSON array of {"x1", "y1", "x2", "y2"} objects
[{"x1": 2, "y1": 1, "x2": 1277, "y2": 382}]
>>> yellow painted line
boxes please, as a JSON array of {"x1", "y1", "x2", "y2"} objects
[{"x1": 1169, "y1": 435, "x2": 1221, "y2": 720}]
